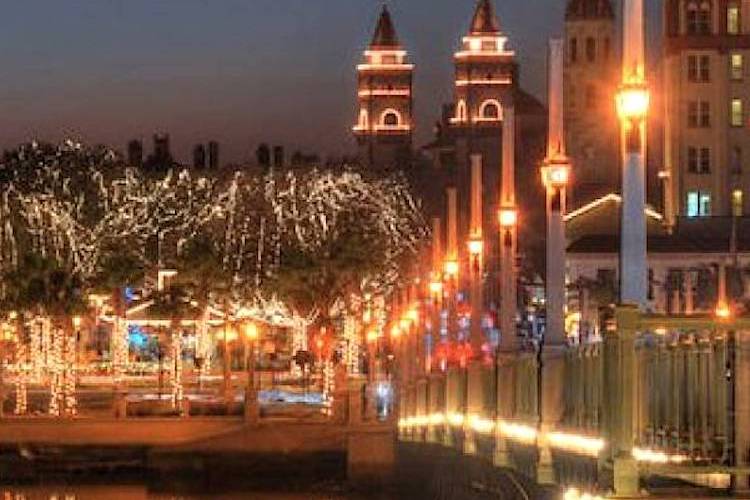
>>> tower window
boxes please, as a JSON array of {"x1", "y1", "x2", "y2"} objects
[
  {"x1": 731, "y1": 98, "x2": 744, "y2": 127},
  {"x1": 728, "y1": 4, "x2": 741, "y2": 35},
  {"x1": 689, "y1": 100, "x2": 711, "y2": 127},
  {"x1": 479, "y1": 99, "x2": 502, "y2": 120},
  {"x1": 382, "y1": 110, "x2": 400, "y2": 127},
  {"x1": 586, "y1": 37, "x2": 596, "y2": 63},
  {"x1": 358, "y1": 109, "x2": 369, "y2": 129},
  {"x1": 455, "y1": 100, "x2": 467, "y2": 123},
  {"x1": 731, "y1": 53, "x2": 744, "y2": 80},
  {"x1": 570, "y1": 37, "x2": 578, "y2": 64}
]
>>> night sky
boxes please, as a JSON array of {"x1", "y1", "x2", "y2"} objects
[{"x1": 0, "y1": 1, "x2": 661, "y2": 164}]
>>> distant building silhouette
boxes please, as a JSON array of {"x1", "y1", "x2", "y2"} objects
[
  {"x1": 273, "y1": 146, "x2": 285, "y2": 168},
  {"x1": 193, "y1": 144, "x2": 206, "y2": 169},
  {"x1": 145, "y1": 133, "x2": 175, "y2": 171},
  {"x1": 256, "y1": 143, "x2": 271, "y2": 168},
  {"x1": 208, "y1": 141, "x2": 220, "y2": 169},
  {"x1": 127, "y1": 139, "x2": 143, "y2": 167}
]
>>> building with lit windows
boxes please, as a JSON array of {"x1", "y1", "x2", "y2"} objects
[
  {"x1": 353, "y1": 6, "x2": 413, "y2": 170},
  {"x1": 663, "y1": 0, "x2": 750, "y2": 223},
  {"x1": 563, "y1": 0, "x2": 620, "y2": 208}
]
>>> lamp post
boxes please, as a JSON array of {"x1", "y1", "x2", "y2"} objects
[
  {"x1": 617, "y1": 3, "x2": 650, "y2": 308},
  {"x1": 244, "y1": 321, "x2": 259, "y2": 424},
  {"x1": 464, "y1": 153, "x2": 486, "y2": 456},
  {"x1": 536, "y1": 38, "x2": 570, "y2": 485}
]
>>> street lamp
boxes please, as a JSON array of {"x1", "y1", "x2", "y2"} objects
[
  {"x1": 498, "y1": 207, "x2": 518, "y2": 248},
  {"x1": 616, "y1": 80, "x2": 650, "y2": 151},
  {"x1": 444, "y1": 259, "x2": 459, "y2": 280}
]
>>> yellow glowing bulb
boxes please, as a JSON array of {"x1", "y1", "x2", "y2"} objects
[
  {"x1": 223, "y1": 328, "x2": 238, "y2": 342},
  {"x1": 541, "y1": 164, "x2": 570, "y2": 189},
  {"x1": 715, "y1": 303, "x2": 731, "y2": 320},
  {"x1": 72, "y1": 316, "x2": 82, "y2": 329},
  {"x1": 444, "y1": 260, "x2": 459, "y2": 277},
  {"x1": 390, "y1": 325, "x2": 401, "y2": 339},
  {"x1": 244, "y1": 322, "x2": 259, "y2": 341},
  {"x1": 366, "y1": 330, "x2": 379, "y2": 343},
  {"x1": 429, "y1": 281, "x2": 443, "y2": 295},
  {"x1": 498, "y1": 208, "x2": 518, "y2": 228},
  {"x1": 407, "y1": 308, "x2": 419, "y2": 322},
  {"x1": 468, "y1": 238, "x2": 483, "y2": 256},
  {"x1": 616, "y1": 83, "x2": 650, "y2": 121}
]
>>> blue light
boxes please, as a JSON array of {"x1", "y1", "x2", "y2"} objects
[
  {"x1": 124, "y1": 287, "x2": 136, "y2": 303},
  {"x1": 128, "y1": 325, "x2": 148, "y2": 348}
]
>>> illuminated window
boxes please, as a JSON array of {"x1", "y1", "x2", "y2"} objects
[
  {"x1": 731, "y1": 53, "x2": 744, "y2": 80},
  {"x1": 479, "y1": 99, "x2": 502, "y2": 120},
  {"x1": 728, "y1": 4, "x2": 741, "y2": 35},
  {"x1": 456, "y1": 100, "x2": 467, "y2": 122},
  {"x1": 687, "y1": 191, "x2": 712, "y2": 217},
  {"x1": 733, "y1": 189, "x2": 744, "y2": 216},
  {"x1": 586, "y1": 37, "x2": 596, "y2": 63},
  {"x1": 731, "y1": 98, "x2": 744, "y2": 127}
]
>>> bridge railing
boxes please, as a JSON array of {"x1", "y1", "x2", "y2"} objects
[{"x1": 398, "y1": 306, "x2": 750, "y2": 497}]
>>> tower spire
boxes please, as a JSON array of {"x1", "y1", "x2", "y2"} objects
[
  {"x1": 371, "y1": 5, "x2": 400, "y2": 48},
  {"x1": 470, "y1": 0, "x2": 500, "y2": 34}
]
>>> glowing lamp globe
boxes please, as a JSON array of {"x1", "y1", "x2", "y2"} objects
[
  {"x1": 390, "y1": 325, "x2": 401, "y2": 339},
  {"x1": 366, "y1": 330, "x2": 379, "y2": 343},
  {"x1": 429, "y1": 280, "x2": 443, "y2": 295},
  {"x1": 715, "y1": 303, "x2": 732, "y2": 320},
  {"x1": 444, "y1": 260, "x2": 459, "y2": 277},
  {"x1": 616, "y1": 82, "x2": 650, "y2": 121},
  {"x1": 407, "y1": 308, "x2": 419, "y2": 322},
  {"x1": 541, "y1": 163, "x2": 570, "y2": 189},
  {"x1": 498, "y1": 208, "x2": 518, "y2": 228},
  {"x1": 72, "y1": 316, "x2": 82, "y2": 329},
  {"x1": 244, "y1": 322, "x2": 259, "y2": 341},
  {"x1": 468, "y1": 238, "x2": 483, "y2": 256}
]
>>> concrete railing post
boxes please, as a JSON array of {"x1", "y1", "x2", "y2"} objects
[{"x1": 611, "y1": 305, "x2": 640, "y2": 497}]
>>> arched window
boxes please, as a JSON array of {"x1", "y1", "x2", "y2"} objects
[
  {"x1": 358, "y1": 109, "x2": 369, "y2": 129},
  {"x1": 586, "y1": 37, "x2": 596, "y2": 62},
  {"x1": 380, "y1": 109, "x2": 402, "y2": 127},
  {"x1": 698, "y1": 2, "x2": 712, "y2": 34},
  {"x1": 685, "y1": 2, "x2": 698, "y2": 35},
  {"x1": 456, "y1": 100, "x2": 468, "y2": 122},
  {"x1": 479, "y1": 99, "x2": 503, "y2": 121}
]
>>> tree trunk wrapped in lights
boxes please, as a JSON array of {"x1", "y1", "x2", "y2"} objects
[{"x1": 14, "y1": 342, "x2": 27, "y2": 415}]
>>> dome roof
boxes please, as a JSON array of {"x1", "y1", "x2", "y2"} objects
[{"x1": 565, "y1": 0, "x2": 615, "y2": 20}]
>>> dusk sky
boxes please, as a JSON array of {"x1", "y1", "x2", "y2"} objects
[{"x1": 0, "y1": 1, "x2": 661, "y2": 164}]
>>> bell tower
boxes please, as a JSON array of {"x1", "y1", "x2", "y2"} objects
[
  {"x1": 450, "y1": 0, "x2": 517, "y2": 247},
  {"x1": 353, "y1": 6, "x2": 414, "y2": 170},
  {"x1": 564, "y1": 0, "x2": 619, "y2": 207}
]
